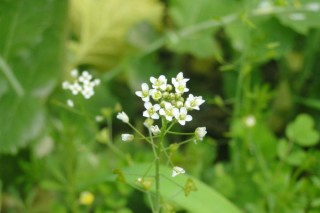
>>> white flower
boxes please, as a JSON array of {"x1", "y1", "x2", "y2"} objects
[
  {"x1": 159, "y1": 102, "x2": 179, "y2": 121},
  {"x1": 172, "y1": 72, "x2": 189, "y2": 86},
  {"x1": 69, "y1": 83, "x2": 82, "y2": 95},
  {"x1": 175, "y1": 107, "x2": 192, "y2": 125},
  {"x1": 135, "y1": 83, "x2": 151, "y2": 102},
  {"x1": 150, "y1": 89, "x2": 162, "y2": 101},
  {"x1": 79, "y1": 71, "x2": 92, "y2": 83},
  {"x1": 150, "y1": 75, "x2": 167, "y2": 91},
  {"x1": 62, "y1": 81, "x2": 70, "y2": 89},
  {"x1": 185, "y1": 94, "x2": 205, "y2": 110},
  {"x1": 70, "y1": 69, "x2": 79, "y2": 77},
  {"x1": 172, "y1": 166, "x2": 185, "y2": 177},
  {"x1": 173, "y1": 81, "x2": 189, "y2": 94},
  {"x1": 67, "y1": 99, "x2": 74, "y2": 108},
  {"x1": 195, "y1": 127, "x2": 206, "y2": 142},
  {"x1": 95, "y1": 115, "x2": 104, "y2": 122},
  {"x1": 121, "y1": 134, "x2": 134, "y2": 142},
  {"x1": 143, "y1": 102, "x2": 160, "y2": 119},
  {"x1": 63, "y1": 70, "x2": 100, "y2": 99},
  {"x1": 117, "y1": 112, "x2": 129, "y2": 123},
  {"x1": 244, "y1": 115, "x2": 256, "y2": 128},
  {"x1": 93, "y1": 79, "x2": 101, "y2": 86},
  {"x1": 150, "y1": 125, "x2": 161, "y2": 135},
  {"x1": 81, "y1": 86, "x2": 94, "y2": 99}
]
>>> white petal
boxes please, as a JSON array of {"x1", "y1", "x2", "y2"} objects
[
  {"x1": 142, "y1": 83, "x2": 149, "y2": 91},
  {"x1": 153, "y1": 104, "x2": 160, "y2": 111},
  {"x1": 144, "y1": 102, "x2": 152, "y2": 109},
  {"x1": 186, "y1": 115, "x2": 192, "y2": 122}
]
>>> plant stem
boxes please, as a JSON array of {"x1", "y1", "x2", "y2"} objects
[
  {"x1": 154, "y1": 118, "x2": 167, "y2": 213},
  {"x1": 154, "y1": 137, "x2": 161, "y2": 213}
]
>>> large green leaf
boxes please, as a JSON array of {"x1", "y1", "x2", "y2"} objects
[
  {"x1": 119, "y1": 163, "x2": 242, "y2": 213},
  {"x1": 68, "y1": 0, "x2": 163, "y2": 71},
  {"x1": 0, "y1": 0, "x2": 68, "y2": 153}
]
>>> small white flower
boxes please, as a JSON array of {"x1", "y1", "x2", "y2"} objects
[
  {"x1": 173, "y1": 81, "x2": 189, "y2": 94},
  {"x1": 150, "y1": 89, "x2": 162, "y2": 101},
  {"x1": 195, "y1": 127, "x2": 207, "y2": 142},
  {"x1": 172, "y1": 166, "x2": 185, "y2": 177},
  {"x1": 135, "y1": 83, "x2": 151, "y2": 102},
  {"x1": 62, "y1": 81, "x2": 70, "y2": 90},
  {"x1": 121, "y1": 134, "x2": 134, "y2": 142},
  {"x1": 143, "y1": 102, "x2": 160, "y2": 119},
  {"x1": 70, "y1": 69, "x2": 79, "y2": 77},
  {"x1": 117, "y1": 112, "x2": 129, "y2": 123},
  {"x1": 81, "y1": 87, "x2": 94, "y2": 99},
  {"x1": 172, "y1": 72, "x2": 189, "y2": 86},
  {"x1": 185, "y1": 94, "x2": 205, "y2": 110},
  {"x1": 70, "y1": 83, "x2": 82, "y2": 95},
  {"x1": 93, "y1": 79, "x2": 101, "y2": 86},
  {"x1": 244, "y1": 115, "x2": 256, "y2": 128},
  {"x1": 150, "y1": 125, "x2": 161, "y2": 135},
  {"x1": 95, "y1": 115, "x2": 104, "y2": 122},
  {"x1": 67, "y1": 99, "x2": 74, "y2": 108},
  {"x1": 79, "y1": 71, "x2": 92, "y2": 83},
  {"x1": 150, "y1": 75, "x2": 167, "y2": 91},
  {"x1": 175, "y1": 107, "x2": 192, "y2": 125},
  {"x1": 159, "y1": 102, "x2": 179, "y2": 121}
]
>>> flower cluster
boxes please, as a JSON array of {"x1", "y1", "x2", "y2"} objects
[
  {"x1": 135, "y1": 72, "x2": 205, "y2": 126},
  {"x1": 62, "y1": 69, "x2": 100, "y2": 99}
]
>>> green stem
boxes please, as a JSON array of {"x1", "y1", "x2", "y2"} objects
[{"x1": 154, "y1": 118, "x2": 167, "y2": 213}]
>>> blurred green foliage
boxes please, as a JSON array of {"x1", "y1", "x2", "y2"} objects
[{"x1": 1, "y1": 0, "x2": 320, "y2": 212}]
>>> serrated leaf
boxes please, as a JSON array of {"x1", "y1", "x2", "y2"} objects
[{"x1": 286, "y1": 114, "x2": 320, "y2": 147}]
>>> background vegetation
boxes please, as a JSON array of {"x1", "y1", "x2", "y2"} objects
[{"x1": 1, "y1": 0, "x2": 320, "y2": 212}]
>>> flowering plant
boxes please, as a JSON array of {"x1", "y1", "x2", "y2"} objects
[{"x1": 117, "y1": 72, "x2": 206, "y2": 213}]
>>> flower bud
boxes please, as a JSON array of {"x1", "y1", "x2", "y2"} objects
[
  {"x1": 117, "y1": 112, "x2": 129, "y2": 123},
  {"x1": 121, "y1": 134, "x2": 134, "y2": 142}
]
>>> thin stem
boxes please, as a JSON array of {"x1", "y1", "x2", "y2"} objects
[
  {"x1": 154, "y1": 118, "x2": 167, "y2": 213},
  {"x1": 127, "y1": 123, "x2": 153, "y2": 145},
  {"x1": 163, "y1": 138, "x2": 195, "y2": 151},
  {"x1": 167, "y1": 131, "x2": 194, "y2": 135}
]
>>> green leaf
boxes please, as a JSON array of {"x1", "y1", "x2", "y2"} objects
[
  {"x1": 225, "y1": 17, "x2": 295, "y2": 63},
  {"x1": 0, "y1": 0, "x2": 68, "y2": 153},
  {"x1": 286, "y1": 149, "x2": 307, "y2": 166},
  {"x1": 120, "y1": 163, "x2": 242, "y2": 213},
  {"x1": 68, "y1": 0, "x2": 163, "y2": 71},
  {"x1": 286, "y1": 114, "x2": 320, "y2": 147},
  {"x1": 0, "y1": 95, "x2": 44, "y2": 153},
  {"x1": 168, "y1": 0, "x2": 240, "y2": 58},
  {"x1": 277, "y1": 138, "x2": 289, "y2": 160},
  {"x1": 276, "y1": 0, "x2": 320, "y2": 35}
]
